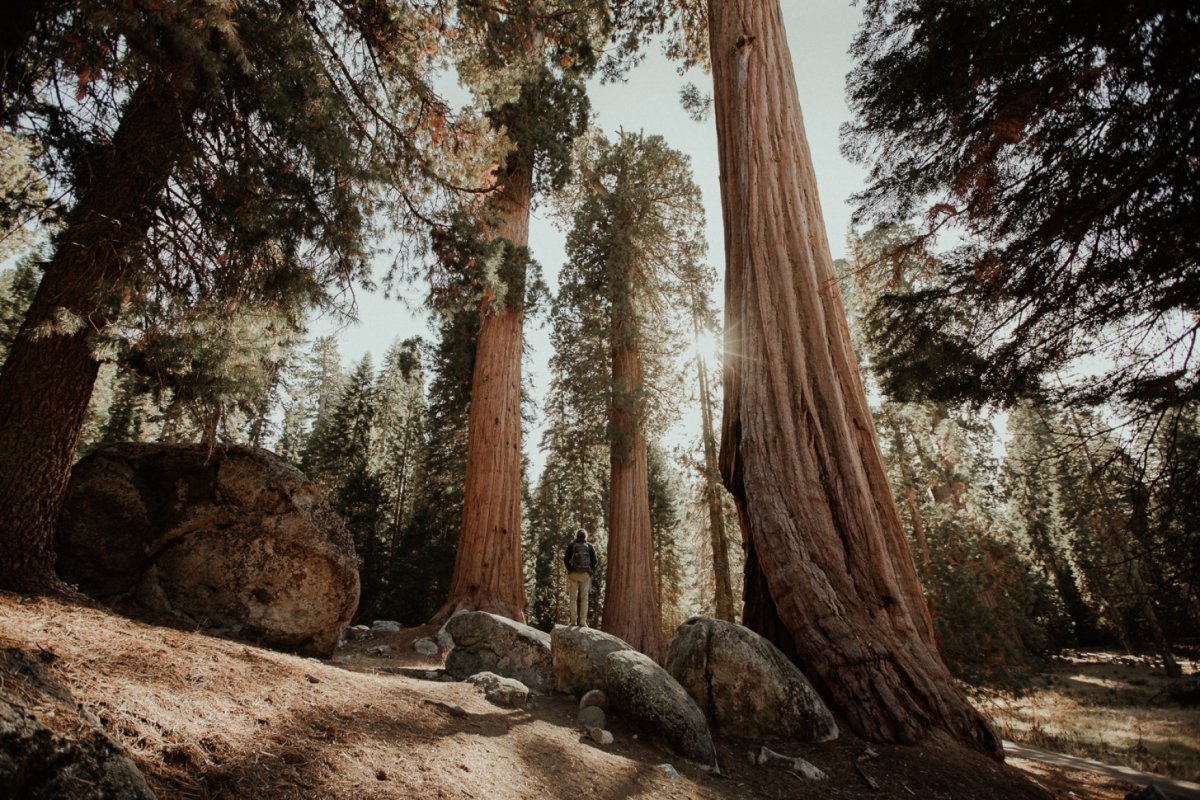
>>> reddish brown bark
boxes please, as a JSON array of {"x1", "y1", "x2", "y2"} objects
[
  {"x1": 0, "y1": 76, "x2": 199, "y2": 594},
  {"x1": 431, "y1": 157, "x2": 532, "y2": 624},
  {"x1": 601, "y1": 334, "x2": 664, "y2": 661},
  {"x1": 708, "y1": 0, "x2": 1000, "y2": 756}
]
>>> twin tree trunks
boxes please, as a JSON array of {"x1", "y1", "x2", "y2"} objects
[{"x1": 708, "y1": 0, "x2": 1000, "y2": 757}]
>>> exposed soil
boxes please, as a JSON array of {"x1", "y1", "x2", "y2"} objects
[{"x1": 0, "y1": 592, "x2": 1143, "y2": 800}]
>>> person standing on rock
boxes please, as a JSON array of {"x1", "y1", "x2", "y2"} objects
[{"x1": 563, "y1": 529, "x2": 598, "y2": 626}]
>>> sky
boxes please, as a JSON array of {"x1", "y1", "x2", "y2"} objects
[{"x1": 315, "y1": 2, "x2": 870, "y2": 476}]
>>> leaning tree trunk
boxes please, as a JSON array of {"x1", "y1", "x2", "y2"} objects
[
  {"x1": 0, "y1": 76, "x2": 198, "y2": 594},
  {"x1": 708, "y1": 0, "x2": 1000, "y2": 757},
  {"x1": 602, "y1": 332, "x2": 664, "y2": 661},
  {"x1": 431, "y1": 157, "x2": 532, "y2": 624}
]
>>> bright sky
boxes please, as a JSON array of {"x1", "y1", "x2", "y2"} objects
[{"x1": 318, "y1": 2, "x2": 869, "y2": 477}]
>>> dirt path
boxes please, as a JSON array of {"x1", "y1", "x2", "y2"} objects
[{"x1": 1006, "y1": 741, "x2": 1200, "y2": 799}]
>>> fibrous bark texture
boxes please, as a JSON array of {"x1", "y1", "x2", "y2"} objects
[
  {"x1": 433, "y1": 160, "x2": 532, "y2": 624},
  {"x1": 0, "y1": 76, "x2": 197, "y2": 594},
  {"x1": 602, "y1": 337, "x2": 664, "y2": 662},
  {"x1": 708, "y1": 0, "x2": 1001, "y2": 757}
]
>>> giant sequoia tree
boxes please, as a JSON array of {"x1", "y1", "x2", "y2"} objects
[
  {"x1": 0, "y1": 1, "x2": 455, "y2": 594},
  {"x1": 707, "y1": 0, "x2": 1000, "y2": 755},
  {"x1": 427, "y1": 0, "x2": 610, "y2": 623},
  {"x1": 557, "y1": 131, "x2": 706, "y2": 660}
]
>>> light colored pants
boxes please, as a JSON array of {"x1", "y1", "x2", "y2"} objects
[{"x1": 566, "y1": 571, "x2": 591, "y2": 626}]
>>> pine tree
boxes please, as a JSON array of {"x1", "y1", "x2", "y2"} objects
[{"x1": 389, "y1": 312, "x2": 476, "y2": 624}]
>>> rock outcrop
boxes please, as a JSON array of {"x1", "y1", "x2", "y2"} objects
[
  {"x1": 604, "y1": 650, "x2": 718, "y2": 768},
  {"x1": 666, "y1": 617, "x2": 837, "y2": 742},
  {"x1": 56, "y1": 443, "x2": 359, "y2": 657},
  {"x1": 550, "y1": 626, "x2": 632, "y2": 695},
  {"x1": 443, "y1": 612, "x2": 554, "y2": 692},
  {"x1": 0, "y1": 648, "x2": 156, "y2": 799}
]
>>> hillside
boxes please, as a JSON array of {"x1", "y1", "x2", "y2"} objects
[{"x1": 0, "y1": 593, "x2": 1138, "y2": 800}]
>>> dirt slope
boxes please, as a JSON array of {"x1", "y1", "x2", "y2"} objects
[{"x1": 0, "y1": 593, "x2": 1138, "y2": 800}]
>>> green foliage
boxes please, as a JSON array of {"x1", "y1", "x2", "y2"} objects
[
  {"x1": 272, "y1": 335, "x2": 432, "y2": 624},
  {"x1": 843, "y1": 228, "x2": 1072, "y2": 679},
  {"x1": 0, "y1": 256, "x2": 40, "y2": 361},
  {"x1": 844, "y1": 0, "x2": 1200, "y2": 412},
  {"x1": 556, "y1": 130, "x2": 707, "y2": 445},
  {"x1": 647, "y1": 442, "x2": 686, "y2": 633},
  {"x1": 384, "y1": 313, "x2": 475, "y2": 624}
]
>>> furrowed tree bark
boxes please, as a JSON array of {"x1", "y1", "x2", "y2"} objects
[
  {"x1": 602, "y1": 332, "x2": 664, "y2": 661},
  {"x1": 431, "y1": 158, "x2": 531, "y2": 624},
  {"x1": 708, "y1": 0, "x2": 1000, "y2": 757},
  {"x1": 0, "y1": 75, "x2": 198, "y2": 594}
]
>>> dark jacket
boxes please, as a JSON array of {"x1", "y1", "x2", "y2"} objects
[{"x1": 563, "y1": 539, "x2": 597, "y2": 573}]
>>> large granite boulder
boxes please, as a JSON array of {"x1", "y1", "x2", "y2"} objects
[
  {"x1": 56, "y1": 443, "x2": 359, "y2": 657},
  {"x1": 443, "y1": 612, "x2": 554, "y2": 692},
  {"x1": 666, "y1": 617, "x2": 837, "y2": 742},
  {"x1": 0, "y1": 648, "x2": 156, "y2": 799},
  {"x1": 604, "y1": 650, "x2": 718, "y2": 768},
  {"x1": 551, "y1": 625, "x2": 633, "y2": 695}
]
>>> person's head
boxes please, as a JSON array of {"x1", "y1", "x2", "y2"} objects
[{"x1": 575, "y1": 528, "x2": 587, "y2": 541}]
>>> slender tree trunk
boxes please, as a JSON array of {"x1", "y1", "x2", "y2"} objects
[
  {"x1": 708, "y1": 0, "x2": 999, "y2": 756},
  {"x1": 0, "y1": 76, "x2": 197, "y2": 594},
  {"x1": 431, "y1": 157, "x2": 532, "y2": 624},
  {"x1": 602, "y1": 333, "x2": 664, "y2": 661},
  {"x1": 697, "y1": 344, "x2": 735, "y2": 621}
]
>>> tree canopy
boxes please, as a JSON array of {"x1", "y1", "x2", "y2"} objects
[{"x1": 843, "y1": 0, "x2": 1200, "y2": 411}]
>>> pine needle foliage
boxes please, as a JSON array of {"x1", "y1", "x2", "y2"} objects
[{"x1": 843, "y1": 0, "x2": 1200, "y2": 411}]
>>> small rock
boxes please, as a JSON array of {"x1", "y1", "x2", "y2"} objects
[
  {"x1": 372, "y1": 620, "x2": 403, "y2": 633},
  {"x1": 466, "y1": 672, "x2": 530, "y2": 708},
  {"x1": 589, "y1": 727, "x2": 614, "y2": 745},
  {"x1": 579, "y1": 704, "x2": 606, "y2": 731},
  {"x1": 306, "y1": 674, "x2": 320, "y2": 684},
  {"x1": 375, "y1": 769, "x2": 388, "y2": 781},
  {"x1": 413, "y1": 637, "x2": 440, "y2": 656},
  {"x1": 657, "y1": 764, "x2": 680, "y2": 780},
  {"x1": 436, "y1": 625, "x2": 455, "y2": 653},
  {"x1": 346, "y1": 625, "x2": 371, "y2": 641},
  {"x1": 369, "y1": 645, "x2": 392, "y2": 656},
  {"x1": 580, "y1": 689, "x2": 609, "y2": 711}
]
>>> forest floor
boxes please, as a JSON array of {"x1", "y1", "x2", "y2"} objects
[
  {"x1": 0, "y1": 591, "x2": 1173, "y2": 800},
  {"x1": 970, "y1": 652, "x2": 1200, "y2": 783}
]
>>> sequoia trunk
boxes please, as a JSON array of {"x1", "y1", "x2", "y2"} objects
[
  {"x1": 0, "y1": 76, "x2": 198, "y2": 594},
  {"x1": 602, "y1": 334, "x2": 664, "y2": 661},
  {"x1": 431, "y1": 158, "x2": 532, "y2": 624},
  {"x1": 708, "y1": 0, "x2": 1000, "y2": 756}
]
